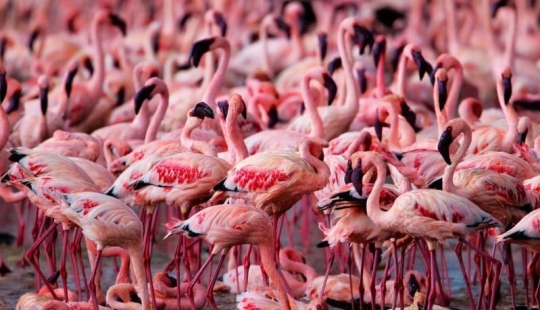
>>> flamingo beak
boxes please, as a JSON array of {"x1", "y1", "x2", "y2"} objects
[
  {"x1": 437, "y1": 126, "x2": 454, "y2": 165},
  {"x1": 275, "y1": 17, "x2": 291, "y2": 39},
  {"x1": 0, "y1": 72, "x2": 5, "y2": 103},
  {"x1": 47, "y1": 270, "x2": 61, "y2": 285},
  {"x1": 151, "y1": 32, "x2": 160, "y2": 55},
  {"x1": 400, "y1": 102, "x2": 420, "y2": 133},
  {"x1": 267, "y1": 105, "x2": 279, "y2": 129},
  {"x1": 430, "y1": 64, "x2": 441, "y2": 86},
  {"x1": 134, "y1": 84, "x2": 156, "y2": 115},
  {"x1": 115, "y1": 86, "x2": 126, "y2": 107},
  {"x1": 178, "y1": 12, "x2": 193, "y2": 31},
  {"x1": 352, "y1": 24, "x2": 374, "y2": 55},
  {"x1": 502, "y1": 75, "x2": 512, "y2": 105},
  {"x1": 351, "y1": 160, "x2": 363, "y2": 196},
  {"x1": 317, "y1": 32, "x2": 327, "y2": 61},
  {"x1": 27, "y1": 28, "x2": 40, "y2": 54},
  {"x1": 241, "y1": 99, "x2": 248, "y2": 119},
  {"x1": 66, "y1": 12, "x2": 80, "y2": 33},
  {"x1": 189, "y1": 38, "x2": 216, "y2": 68},
  {"x1": 407, "y1": 274, "x2": 421, "y2": 297},
  {"x1": 327, "y1": 57, "x2": 342, "y2": 75},
  {"x1": 391, "y1": 43, "x2": 405, "y2": 72},
  {"x1": 322, "y1": 73, "x2": 337, "y2": 106},
  {"x1": 357, "y1": 68, "x2": 368, "y2": 94},
  {"x1": 0, "y1": 37, "x2": 5, "y2": 61},
  {"x1": 109, "y1": 13, "x2": 127, "y2": 36},
  {"x1": 437, "y1": 79, "x2": 448, "y2": 112},
  {"x1": 5, "y1": 89, "x2": 21, "y2": 114},
  {"x1": 83, "y1": 58, "x2": 94, "y2": 77},
  {"x1": 193, "y1": 102, "x2": 215, "y2": 119},
  {"x1": 218, "y1": 100, "x2": 229, "y2": 119},
  {"x1": 491, "y1": 0, "x2": 507, "y2": 18},
  {"x1": 344, "y1": 160, "x2": 353, "y2": 184},
  {"x1": 65, "y1": 66, "x2": 78, "y2": 99},
  {"x1": 411, "y1": 50, "x2": 433, "y2": 80},
  {"x1": 517, "y1": 129, "x2": 528, "y2": 145},
  {"x1": 214, "y1": 12, "x2": 228, "y2": 37},
  {"x1": 39, "y1": 86, "x2": 48, "y2": 116},
  {"x1": 372, "y1": 38, "x2": 386, "y2": 69},
  {"x1": 374, "y1": 111, "x2": 383, "y2": 142}
]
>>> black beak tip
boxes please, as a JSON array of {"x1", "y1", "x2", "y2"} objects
[
  {"x1": 374, "y1": 114, "x2": 383, "y2": 142},
  {"x1": 217, "y1": 100, "x2": 229, "y2": 119},
  {"x1": 275, "y1": 17, "x2": 291, "y2": 40},
  {"x1": 317, "y1": 32, "x2": 328, "y2": 60},
  {"x1": 194, "y1": 102, "x2": 215, "y2": 119},
  {"x1": 241, "y1": 100, "x2": 248, "y2": 119},
  {"x1": 189, "y1": 38, "x2": 215, "y2": 68},
  {"x1": 322, "y1": 73, "x2": 337, "y2": 105},
  {"x1": 351, "y1": 162, "x2": 364, "y2": 196},
  {"x1": 133, "y1": 84, "x2": 156, "y2": 115},
  {"x1": 437, "y1": 128, "x2": 454, "y2": 165},
  {"x1": 214, "y1": 12, "x2": 228, "y2": 37},
  {"x1": 109, "y1": 13, "x2": 127, "y2": 36}
]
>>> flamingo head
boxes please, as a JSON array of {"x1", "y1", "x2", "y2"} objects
[
  {"x1": 372, "y1": 36, "x2": 387, "y2": 69},
  {"x1": 352, "y1": 24, "x2": 374, "y2": 55},
  {"x1": 178, "y1": 11, "x2": 193, "y2": 31},
  {"x1": 350, "y1": 158, "x2": 363, "y2": 196},
  {"x1": 27, "y1": 25, "x2": 41, "y2": 54},
  {"x1": 374, "y1": 109, "x2": 384, "y2": 142},
  {"x1": 134, "y1": 83, "x2": 156, "y2": 115},
  {"x1": 64, "y1": 62, "x2": 78, "y2": 99},
  {"x1": 321, "y1": 73, "x2": 337, "y2": 106},
  {"x1": 400, "y1": 100, "x2": 420, "y2": 132},
  {"x1": 317, "y1": 32, "x2": 328, "y2": 60},
  {"x1": 327, "y1": 57, "x2": 342, "y2": 75},
  {"x1": 190, "y1": 102, "x2": 215, "y2": 120},
  {"x1": 189, "y1": 37, "x2": 215, "y2": 68},
  {"x1": 357, "y1": 68, "x2": 368, "y2": 94},
  {"x1": 435, "y1": 69, "x2": 448, "y2": 112},
  {"x1": 108, "y1": 13, "x2": 127, "y2": 37},
  {"x1": 274, "y1": 16, "x2": 292, "y2": 39},
  {"x1": 410, "y1": 48, "x2": 433, "y2": 81},
  {"x1": 37, "y1": 75, "x2": 49, "y2": 115},
  {"x1": 501, "y1": 68, "x2": 513, "y2": 105},
  {"x1": 391, "y1": 42, "x2": 406, "y2": 72},
  {"x1": 438, "y1": 126, "x2": 454, "y2": 165},
  {"x1": 517, "y1": 117, "x2": 531, "y2": 145}
]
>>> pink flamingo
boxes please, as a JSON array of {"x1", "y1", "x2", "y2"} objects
[
  {"x1": 350, "y1": 151, "x2": 502, "y2": 310},
  {"x1": 152, "y1": 271, "x2": 207, "y2": 310},
  {"x1": 165, "y1": 204, "x2": 292, "y2": 310},
  {"x1": 243, "y1": 67, "x2": 334, "y2": 155},
  {"x1": 50, "y1": 192, "x2": 150, "y2": 310},
  {"x1": 438, "y1": 118, "x2": 531, "y2": 308},
  {"x1": 92, "y1": 77, "x2": 169, "y2": 143},
  {"x1": 287, "y1": 17, "x2": 371, "y2": 141},
  {"x1": 62, "y1": 10, "x2": 126, "y2": 127}
]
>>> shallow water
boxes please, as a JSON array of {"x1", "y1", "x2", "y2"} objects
[{"x1": 0, "y1": 202, "x2": 532, "y2": 309}]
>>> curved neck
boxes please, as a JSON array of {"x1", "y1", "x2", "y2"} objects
[
  {"x1": 301, "y1": 80, "x2": 324, "y2": 139},
  {"x1": 338, "y1": 24, "x2": 359, "y2": 112},
  {"x1": 181, "y1": 118, "x2": 217, "y2": 156},
  {"x1": 259, "y1": 244, "x2": 292, "y2": 310},
  {"x1": 443, "y1": 127, "x2": 471, "y2": 193},
  {"x1": 445, "y1": 65, "x2": 463, "y2": 121},
  {"x1": 88, "y1": 17, "x2": 105, "y2": 99},
  {"x1": 366, "y1": 158, "x2": 389, "y2": 225},
  {"x1": 290, "y1": 18, "x2": 304, "y2": 61},
  {"x1": 376, "y1": 51, "x2": 386, "y2": 98},
  {"x1": 225, "y1": 111, "x2": 249, "y2": 164},
  {"x1": 300, "y1": 145, "x2": 329, "y2": 187},
  {"x1": 280, "y1": 256, "x2": 318, "y2": 283},
  {"x1": 498, "y1": 86, "x2": 519, "y2": 151},
  {"x1": 395, "y1": 55, "x2": 410, "y2": 97},
  {"x1": 144, "y1": 89, "x2": 169, "y2": 143},
  {"x1": 201, "y1": 45, "x2": 230, "y2": 108},
  {"x1": 128, "y1": 245, "x2": 149, "y2": 310},
  {"x1": 479, "y1": 0, "x2": 497, "y2": 57},
  {"x1": 162, "y1": 0, "x2": 175, "y2": 36},
  {"x1": 260, "y1": 19, "x2": 273, "y2": 78},
  {"x1": 502, "y1": 8, "x2": 517, "y2": 70}
]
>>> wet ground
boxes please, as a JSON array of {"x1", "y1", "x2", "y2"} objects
[{"x1": 0, "y1": 202, "x2": 532, "y2": 309}]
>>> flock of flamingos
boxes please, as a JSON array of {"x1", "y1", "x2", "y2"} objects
[{"x1": 4, "y1": 0, "x2": 540, "y2": 309}]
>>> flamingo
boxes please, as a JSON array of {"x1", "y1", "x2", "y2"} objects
[
  {"x1": 165, "y1": 204, "x2": 292, "y2": 310},
  {"x1": 349, "y1": 151, "x2": 502, "y2": 310}
]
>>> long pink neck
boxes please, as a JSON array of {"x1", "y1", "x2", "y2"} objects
[
  {"x1": 259, "y1": 244, "x2": 292, "y2": 310},
  {"x1": 299, "y1": 144, "x2": 329, "y2": 189},
  {"x1": 395, "y1": 54, "x2": 410, "y2": 97},
  {"x1": 365, "y1": 156, "x2": 391, "y2": 228},
  {"x1": 345, "y1": 131, "x2": 371, "y2": 157},
  {"x1": 301, "y1": 77, "x2": 324, "y2": 139},
  {"x1": 181, "y1": 118, "x2": 217, "y2": 156},
  {"x1": 260, "y1": 18, "x2": 273, "y2": 78},
  {"x1": 337, "y1": 22, "x2": 359, "y2": 115},
  {"x1": 376, "y1": 50, "x2": 386, "y2": 98},
  {"x1": 201, "y1": 46, "x2": 230, "y2": 109},
  {"x1": 280, "y1": 256, "x2": 318, "y2": 283},
  {"x1": 144, "y1": 88, "x2": 169, "y2": 143},
  {"x1": 502, "y1": 8, "x2": 517, "y2": 70},
  {"x1": 225, "y1": 111, "x2": 249, "y2": 164},
  {"x1": 445, "y1": 64, "x2": 463, "y2": 121},
  {"x1": 433, "y1": 80, "x2": 446, "y2": 136},
  {"x1": 162, "y1": 0, "x2": 175, "y2": 37},
  {"x1": 248, "y1": 93, "x2": 275, "y2": 129},
  {"x1": 498, "y1": 84, "x2": 519, "y2": 151},
  {"x1": 443, "y1": 124, "x2": 472, "y2": 194},
  {"x1": 0, "y1": 101, "x2": 10, "y2": 149},
  {"x1": 88, "y1": 16, "x2": 105, "y2": 100}
]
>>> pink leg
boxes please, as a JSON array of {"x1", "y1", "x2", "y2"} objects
[
  {"x1": 272, "y1": 214, "x2": 293, "y2": 295},
  {"x1": 13, "y1": 201, "x2": 25, "y2": 247},
  {"x1": 187, "y1": 252, "x2": 215, "y2": 309},
  {"x1": 439, "y1": 244, "x2": 451, "y2": 297},
  {"x1": 73, "y1": 230, "x2": 89, "y2": 300},
  {"x1": 369, "y1": 247, "x2": 381, "y2": 309},
  {"x1": 243, "y1": 245, "x2": 253, "y2": 292},
  {"x1": 142, "y1": 211, "x2": 158, "y2": 310},
  {"x1": 357, "y1": 245, "x2": 365, "y2": 310},
  {"x1": 379, "y1": 253, "x2": 392, "y2": 308},
  {"x1": 59, "y1": 229, "x2": 70, "y2": 301},
  {"x1": 27, "y1": 222, "x2": 59, "y2": 299},
  {"x1": 523, "y1": 249, "x2": 530, "y2": 307},
  {"x1": 502, "y1": 244, "x2": 517, "y2": 310},
  {"x1": 319, "y1": 245, "x2": 335, "y2": 299},
  {"x1": 391, "y1": 240, "x2": 401, "y2": 310},
  {"x1": 88, "y1": 249, "x2": 102, "y2": 310},
  {"x1": 532, "y1": 253, "x2": 540, "y2": 305},
  {"x1": 68, "y1": 235, "x2": 81, "y2": 300},
  {"x1": 426, "y1": 248, "x2": 438, "y2": 310},
  {"x1": 460, "y1": 237, "x2": 501, "y2": 310},
  {"x1": 454, "y1": 239, "x2": 476, "y2": 310},
  {"x1": 205, "y1": 250, "x2": 228, "y2": 310},
  {"x1": 407, "y1": 242, "x2": 416, "y2": 271},
  {"x1": 45, "y1": 219, "x2": 58, "y2": 275}
]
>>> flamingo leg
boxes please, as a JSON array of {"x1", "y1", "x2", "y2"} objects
[
  {"x1": 59, "y1": 229, "x2": 70, "y2": 302},
  {"x1": 13, "y1": 201, "x2": 25, "y2": 247},
  {"x1": 439, "y1": 243, "x2": 451, "y2": 298},
  {"x1": 357, "y1": 245, "x2": 365, "y2": 310},
  {"x1": 529, "y1": 252, "x2": 540, "y2": 305},
  {"x1": 168, "y1": 235, "x2": 183, "y2": 310},
  {"x1": 455, "y1": 239, "x2": 477, "y2": 310},
  {"x1": 88, "y1": 249, "x2": 102, "y2": 310},
  {"x1": 27, "y1": 221, "x2": 58, "y2": 299},
  {"x1": 426, "y1": 247, "x2": 438, "y2": 310},
  {"x1": 459, "y1": 237, "x2": 501, "y2": 310},
  {"x1": 187, "y1": 252, "x2": 215, "y2": 309},
  {"x1": 379, "y1": 253, "x2": 392, "y2": 309},
  {"x1": 243, "y1": 245, "x2": 253, "y2": 292},
  {"x1": 407, "y1": 242, "x2": 416, "y2": 271},
  {"x1": 68, "y1": 231, "x2": 81, "y2": 301},
  {"x1": 370, "y1": 247, "x2": 381, "y2": 309},
  {"x1": 142, "y1": 211, "x2": 158, "y2": 310},
  {"x1": 45, "y1": 219, "x2": 58, "y2": 275},
  {"x1": 523, "y1": 249, "x2": 530, "y2": 307},
  {"x1": 391, "y1": 239, "x2": 403, "y2": 310},
  {"x1": 73, "y1": 229, "x2": 89, "y2": 300},
  {"x1": 205, "y1": 249, "x2": 228, "y2": 310},
  {"x1": 501, "y1": 244, "x2": 517, "y2": 310},
  {"x1": 319, "y1": 245, "x2": 335, "y2": 299}
]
